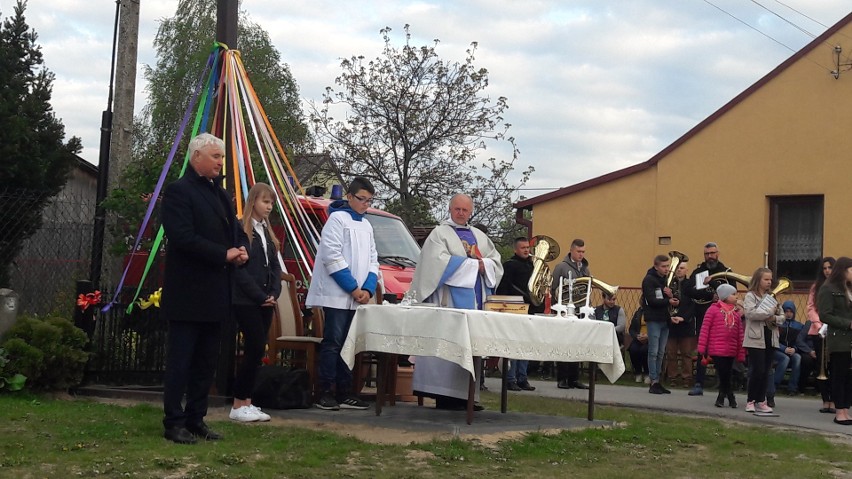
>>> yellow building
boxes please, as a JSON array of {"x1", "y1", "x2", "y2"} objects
[{"x1": 517, "y1": 12, "x2": 852, "y2": 294}]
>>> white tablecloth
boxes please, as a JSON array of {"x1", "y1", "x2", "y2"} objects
[{"x1": 340, "y1": 304, "x2": 625, "y2": 383}]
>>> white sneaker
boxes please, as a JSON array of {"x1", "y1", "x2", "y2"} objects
[
  {"x1": 635, "y1": 374, "x2": 642, "y2": 383},
  {"x1": 643, "y1": 375, "x2": 651, "y2": 385},
  {"x1": 229, "y1": 406, "x2": 261, "y2": 422},
  {"x1": 248, "y1": 404, "x2": 271, "y2": 422},
  {"x1": 745, "y1": 401, "x2": 755, "y2": 412},
  {"x1": 755, "y1": 401, "x2": 773, "y2": 414}
]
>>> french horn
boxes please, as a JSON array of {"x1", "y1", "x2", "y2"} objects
[{"x1": 527, "y1": 235, "x2": 560, "y2": 307}]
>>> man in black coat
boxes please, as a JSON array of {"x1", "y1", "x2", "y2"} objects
[
  {"x1": 684, "y1": 241, "x2": 730, "y2": 396},
  {"x1": 496, "y1": 237, "x2": 542, "y2": 391},
  {"x1": 160, "y1": 133, "x2": 248, "y2": 444},
  {"x1": 642, "y1": 254, "x2": 678, "y2": 395}
]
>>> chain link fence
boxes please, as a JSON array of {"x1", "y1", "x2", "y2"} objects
[{"x1": 0, "y1": 186, "x2": 96, "y2": 315}]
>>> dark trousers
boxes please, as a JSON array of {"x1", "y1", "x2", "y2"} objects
[
  {"x1": 163, "y1": 320, "x2": 221, "y2": 429},
  {"x1": 746, "y1": 347, "x2": 772, "y2": 403},
  {"x1": 232, "y1": 305, "x2": 274, "y2": 400},
  {"x1": 556, "y1": 362, "x2": 579, "y2": 382},
  {"x1": 829, "y1": 352, "x2": 852, "y2": 410},
  {"x1": 628, "y1": 341, "x2": 649, "y2": 375},
  {"x1": 712, "y1": 356, "x2": 735, "y2": 395},
  {"x1": 318, "y1": 307, "x2": 356, "y2": 394}
]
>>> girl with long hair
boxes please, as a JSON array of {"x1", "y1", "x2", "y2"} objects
[
  {"x1": 816, "y1": 256, "x2": 852, "y2": 426},
  {"x1": 806, "y1": 257, "x2": 836, "y2": 413},
  {"x1": 229, "y1": 183, "x2": 283, "y2": 422},
  {"x1": 742, "y1": 267, "x2": 784, "y2": 414}
]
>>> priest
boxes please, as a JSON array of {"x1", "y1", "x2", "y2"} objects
[{"x1": 410, "y1": 193, "x2": 503, "y2": 410}]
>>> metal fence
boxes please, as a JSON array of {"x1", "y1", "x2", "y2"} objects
[{"x1": 0, "y1": 186, "x2": 96, "y2": 315}]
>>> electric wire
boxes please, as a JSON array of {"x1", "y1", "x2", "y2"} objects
[{"x1": 750, "y1": 0, "x2": 817, "y2": 38}]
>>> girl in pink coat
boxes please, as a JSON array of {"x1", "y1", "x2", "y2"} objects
[{"x1": 697, "y1": 284, "x2": 745, "y2": 408}]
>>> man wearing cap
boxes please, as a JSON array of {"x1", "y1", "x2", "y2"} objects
[{"x1": 684, "y1": 241, "x2": 731, "y2": 396}]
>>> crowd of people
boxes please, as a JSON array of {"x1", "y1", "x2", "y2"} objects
[{"x1": 157, "y1": 134, "x2": 852, "y2": 443}]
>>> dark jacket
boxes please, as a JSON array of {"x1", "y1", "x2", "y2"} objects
[
  {"x1": 160, "y1": 165, "x2": 245, "y2": 323},
  {"x1": 816, "y1": 283, "x2": 852, "y2": 353},
  {"x1": 641, "y1": 266, "x2": 671, "y2": 323},
  {"x1": 232, "y1": 223, "x2": 283, "y2": 306},
  {"x1": 684, "y1": 260, "x2": 729, "y2": 321},
  {"x1": 778, "y1": 300, "x2": 803, "y2": 350},
  {"x1": 497, "y1": 254, "x2": 544, "y2": 314},
  {"x1": 795, "y1": 320, "x2": 816, "y2": 355}
]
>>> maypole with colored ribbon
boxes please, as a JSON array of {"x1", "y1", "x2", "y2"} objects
[{"x1": 103, "y1": 43, "x2": 320, "y2": 313}]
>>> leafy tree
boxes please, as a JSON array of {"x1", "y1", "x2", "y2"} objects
[
  {"x1": 310, "y1": 25, "x2": 534, "y2": 235},
  {"x1": 104, "y1": 0, "x2": 312, "y2": 256},
  {"x1": 0, "y1": 0, "x2": 81, "y2": 286}
]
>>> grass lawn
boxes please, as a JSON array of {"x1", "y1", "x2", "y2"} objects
[{"x1": 0, "y1": 391, "x2": 850, "y2": 478}]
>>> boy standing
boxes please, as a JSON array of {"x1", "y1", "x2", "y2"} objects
[{"x1": 305, "y1": 177, "x2": 379, "y2": 410}]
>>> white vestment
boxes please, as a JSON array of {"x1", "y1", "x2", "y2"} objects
[{"x1": 410, "y1": 222, "x2": 503, "y2": 400}]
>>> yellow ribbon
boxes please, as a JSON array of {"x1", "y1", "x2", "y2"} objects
[{"x1": 138, "y1": 288, "x2": 162, "y2": 309}]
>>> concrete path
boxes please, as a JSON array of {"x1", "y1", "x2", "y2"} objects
[{"x1": 491, "y1": 376, "x2": 852, "y2": 436}]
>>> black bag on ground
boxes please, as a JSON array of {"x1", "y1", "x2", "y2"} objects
[{"x1": 251, "y1": 366, "x2": 311, "y2": 409}]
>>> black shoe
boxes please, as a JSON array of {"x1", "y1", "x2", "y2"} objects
[
  {"x1": 649, "y1": 383, "x2": 664, "y2": 394},
  {"x1": 570, "y1": 381, "x2": 589, "y2": 390},
  {"x1": 727, "y1": 393, "x2": 738, "y2": 408},
  {"x1": 338, "y1": 395, "x2": 370, "y2": 410},
  {"x1": 507, "y1": 381, "x2": 522, "y2": 391},
  {"x1": 185, "y1": 422, "x2": 222, "y2": 441},
  {"x1": 833, "y1": 418, "x2": 852, "y2": 426},
  {"x1": 715, "y1": 393, "x2": 725, "y2": 408},
  {"x1": 518, "y1": 380, "x2": 536, "y2": 391},
  {"x1": 315, "y1": 392, "x2": 340, "y2": 411},
  {"x1": 557, "y1": 379, "x2": 572, "y2": 389},
  {"x1": 658, "y1": 383, "x2": 671, "y2": 394},
  {"x1": 163, "y1": 426, "x2": 197, "y2": 444}
]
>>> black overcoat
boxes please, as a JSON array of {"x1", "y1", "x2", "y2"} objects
[{"x1": 160, "y1": 166, "x2": 243, "y2": 323}]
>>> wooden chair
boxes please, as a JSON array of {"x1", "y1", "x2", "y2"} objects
[
  {"x1": 268, "y1": 273, "x2": 323, "y2": 397},
  {"x1": 351, "y1": 281, "x2": 399, "y2": 405}
]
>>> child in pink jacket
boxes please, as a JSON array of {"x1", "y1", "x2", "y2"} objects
[{"x1": 697, "y1": 284, "x2": 745, "y2": 408}]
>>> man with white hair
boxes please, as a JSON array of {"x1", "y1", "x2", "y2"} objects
[
  {"x1": 410, "y1": 194, "x2": 503, "y2": 410},
  {"x1": 160, "y1": 133, "x2": 248, "y2": 444}
]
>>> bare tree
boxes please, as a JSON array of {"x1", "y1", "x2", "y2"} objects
[{"x1": 311, "y1": 25, "x2": 533, "y2": 232}]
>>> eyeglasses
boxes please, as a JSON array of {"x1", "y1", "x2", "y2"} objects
[{"x1": 352, "y1": 194, "x2": 374, "y2": 205}]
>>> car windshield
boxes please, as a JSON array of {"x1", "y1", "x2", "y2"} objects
[{"x1": 364, "y1": 213, "x2": 420, "y2": 266}]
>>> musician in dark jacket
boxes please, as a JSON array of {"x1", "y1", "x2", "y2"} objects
[
  {"x1": 666, "y1": 260, "x2": 698, "y2": 387},
  {"x1": 229, "y1": 183, "x2": 283, "y2": 423},
  {"x1": 684, "y1": 241, "x2": 731, "y2": 396},
  {"x1": 641, "y1": 254, "x2": 677, "y2": 394},
  {"x1": 160, "y1": 133, "x2": 248, "y2": 444},
  {"x1": 496, "y1": 237, "x2": 540, "y2": 391}
]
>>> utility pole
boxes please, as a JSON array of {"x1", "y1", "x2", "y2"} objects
[{"x1": 215, "y1": 0, "x2": 239, "y2": 397}]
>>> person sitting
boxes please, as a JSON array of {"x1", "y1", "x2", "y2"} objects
[
  {"x1": 628, "y1": 307, "x2": 650, "y2": 384},
  {"x1": 594, "y1": 291, "x2": 626, "y2": 346},
  {"x1": 771, "y1": 301, "x2": 804, "y2": 396}
]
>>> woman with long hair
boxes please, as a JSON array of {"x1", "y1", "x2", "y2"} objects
[
  {"x1": 806, "y1": 257, "x2": 836, "y2": 413},
  {"x1": 816, "y1": 256, "x2": 852, "y2": 426},
  {"x1": 742, "y1": 267, "x2": 784, "y2": 414},
  {"x1": 229, "y1": 183, "x2": 283, "y2": 422}
]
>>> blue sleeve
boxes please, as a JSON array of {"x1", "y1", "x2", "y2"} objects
[
  {"x1": 361, "y1": 272, "x2": 378, "y2": 297},
  {"x1": 330, "y1": 267, "x2": 358, "y2": 293}
]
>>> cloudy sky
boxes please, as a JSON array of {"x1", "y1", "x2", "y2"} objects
[{"x1": 13, "y1": 0, "x2": 852, "y2": 197}]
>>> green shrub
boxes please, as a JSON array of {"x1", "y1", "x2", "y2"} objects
[
  {"x1": 0, "y1": 315, "x2": 89, "y2": 391},
  {"x1": 0, "y1": 347, "x2": 26, "y2": 391}
]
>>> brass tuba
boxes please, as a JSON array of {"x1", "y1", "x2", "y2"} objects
[
  {"x1": 693, "y1": 270, "x2": 752, "y2": 304},
  {"x1": 527, "y1": 235, "x2": 560, "y2": 307},
  {"x1": 665, "y1": 251, "x2": 689, "y2": 316},
  {"x1": 771, "y1": 277, "x2": 793, "y2": 297},
  {"x1": 560, "y1": 277, "x2": 619, "y2": 307}
]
